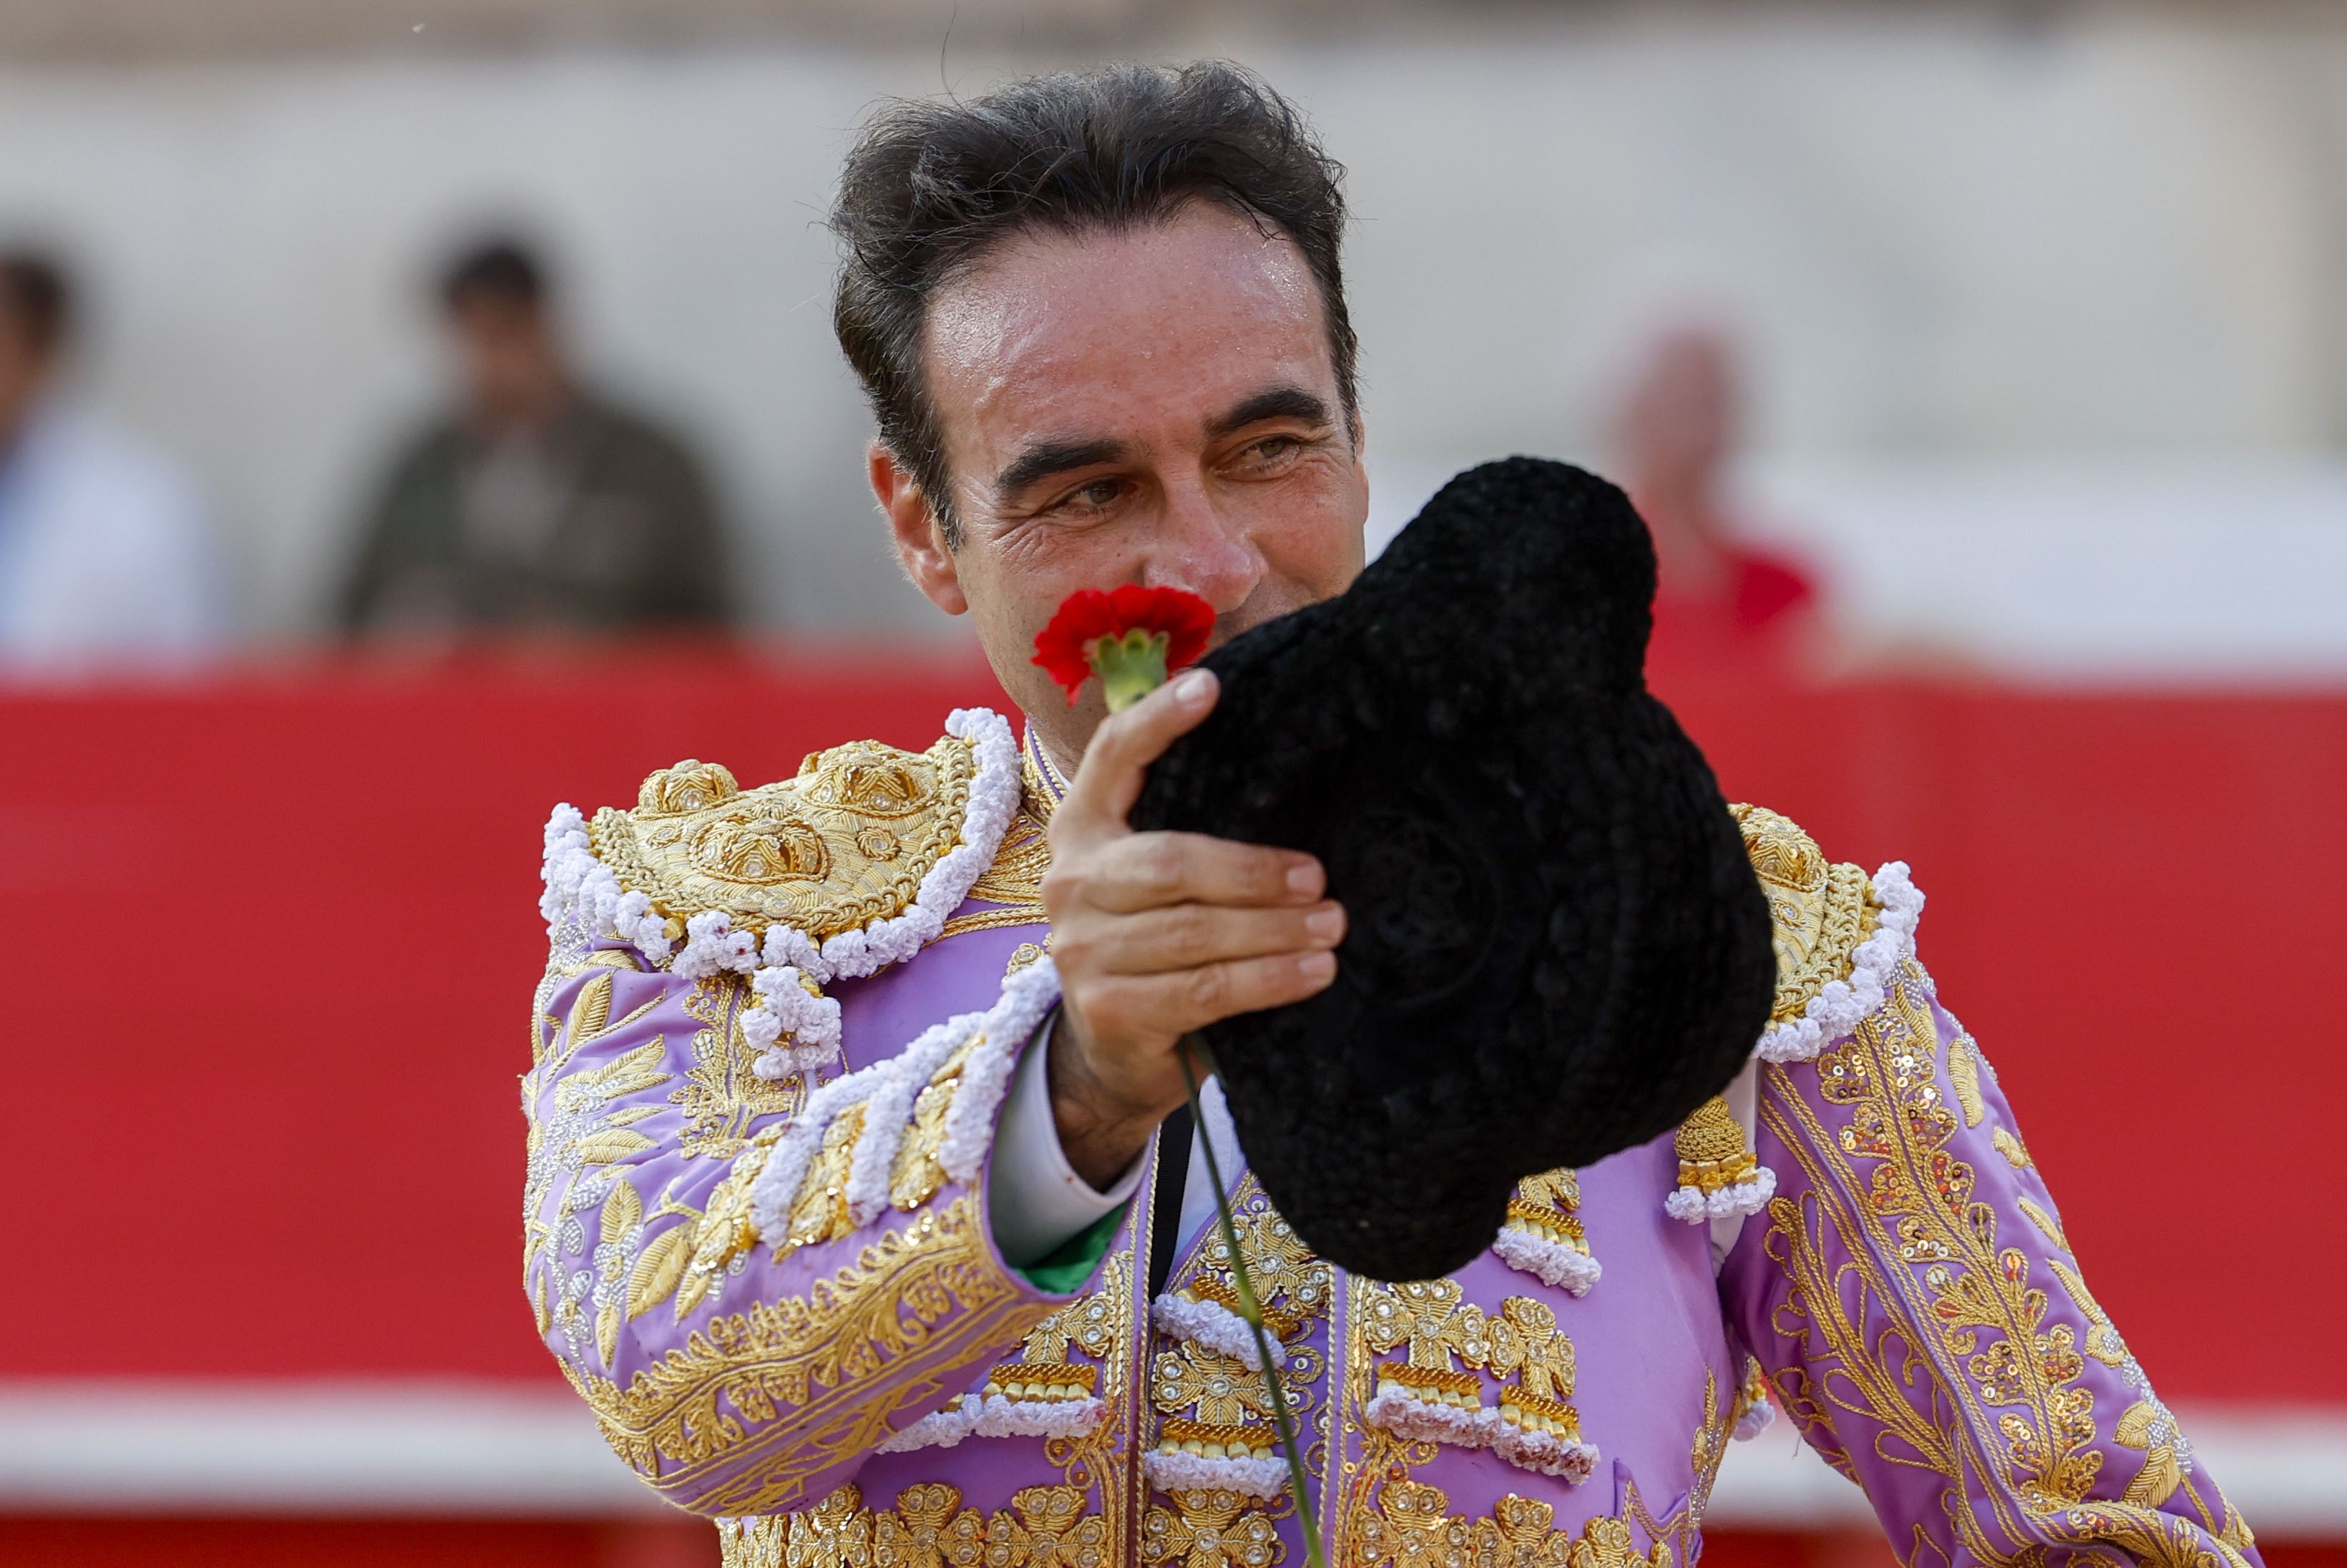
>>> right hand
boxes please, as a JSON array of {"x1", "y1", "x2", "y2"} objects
[{"x1": 1040, "y1": 667, "x2": 1345, "y2": 1187}]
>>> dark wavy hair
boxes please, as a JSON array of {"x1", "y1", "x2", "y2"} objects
[{"x1": 831, "y1": 61, "x2": 1357, "y2": 546}]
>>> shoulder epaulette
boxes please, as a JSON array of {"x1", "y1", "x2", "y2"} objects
[
  {"x1": 538, "y1": 707, "x2": 1021, "y2": 1079},
  {"x1": 1729, "y1": 803, "x2": 1924, "y2": 1062}
]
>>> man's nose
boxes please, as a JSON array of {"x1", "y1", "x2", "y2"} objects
[{"x1": 1143, "y1": 480, "x2": 1264, "y2": 616}]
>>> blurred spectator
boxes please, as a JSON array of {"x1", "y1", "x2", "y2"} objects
[
  {"x1": 337, "y1": 238, "x2": 733, "y2": 637},
  {"x1": 1612, "y1": 321, "x2": 1823, "y2": 679},
  {"x1": 0, "y1": 248, "x2": 230, "y2": 672}
]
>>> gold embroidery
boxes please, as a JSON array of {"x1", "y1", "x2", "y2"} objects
[
  {"x1": 1672, "y1": 1096, "x2": 1757, "y2": 1197},
  {"x1": 1508, "y1": 1170, "x2": 1585, "y2": 1235},
  {"x1": 879, "y1": 1482, "x2": 990, "y2": 1568},
  {"x1": 892, "y1": 1034, "x2": 986, "y2": 1211},
  {"x1": 786, "y1": 1105, "x2": 869, "y2": 1254},
  {"x1": 1145, "y1": 1488, "x2": 1286, "y2": 1568},
  {"x1": 1005, "y1": 941, "x2": 1047, "y2": 978},
  {"x1": 669, "y1": 1129, "x2": 777, "y2": 1320},
  {"x1": 522, "y1": 986, "x2": 677, "y2": 1364},
  {"x1": 938, "y1": 906, "x2": 1053, "y2": 940},
  {"x1": 590, "y1": 735, "x2": 977, "y2": 942},
  {"x1": 721, "y1": 1481, "x2": 992, "y2": 1568},
  {"x1": 563, "y1": 1193, "x2": 1050, "y2": 1514},
  {"x1": 967, "y1": 800, "x2": 1050, "y2": 908},
  {"x1": 1684, "y1": 1369, "x2": 1727, "y2": 1534},
  {"x1": 673, "y1": 973, "x2": 803, "y2": 1160},
  {"x1": 1729, "y1": 803, "x2": 1879, "y2": 1025},
  {"x1": 985, "y1": 1484, "x2": 1111, "y2": 1568},
  {"x1": 1357, "y1": 1280, "x2": 1583, "y2": 1438},
  {"x1": 1992, "y1": 1127, "x2": 2033, "y2": 1170},
  {"x1": 1149, "y1": 1179, "x2": 1333, "y2": 1472},
  {"x1": 2021, "y1": 1197, "x2": 2070, "y2": 1253},
  {"x1": 595, "y1": 1175, "x2": 643, "y2": 1366},
  {"x1": 1948, "y1": 1034, "x2": 1988, "y2": 1127},
  {"x1": 1349, "y1": 1479, "x2": 1682, "y2": 1568},
  {"x1": 1759, "y1": 962, "x2": 2253, "y2": 1568},
  {"x1": 941, "y1": 780, "x2": 1052, "y2": 941}
]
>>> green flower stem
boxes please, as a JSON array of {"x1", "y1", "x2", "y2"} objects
[
  {"x1": 1177, "y1": 1037, "x2": 1327, "y2": 1568},
  {"x1": 1090, "y1": 629, "x2": 1174, "y2": 714}
]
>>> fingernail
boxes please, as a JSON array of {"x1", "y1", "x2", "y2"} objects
[
  {"x1": 1174, "y1": 669, "x2": 1214, "y2": 704},
  {"x1": 1306, "y1": 906, "x2": 1342, "y2": 941},
  {"x1": 1299, "y1": 951, "x2": 1336, "y2": 982},
  {"x1": 1286, "y1": 863, "x2": 1320, "y2": 896}
]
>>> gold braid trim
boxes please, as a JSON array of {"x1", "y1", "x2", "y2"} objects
[{"x1": 1729, "y1": 803, "x2": 1879, "y2": 1026}]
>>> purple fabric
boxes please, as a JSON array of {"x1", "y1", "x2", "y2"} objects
[{"x1": 530, "y1": 876, "x2": 2256, "y2": 1565}]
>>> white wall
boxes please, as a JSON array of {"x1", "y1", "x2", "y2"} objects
[{"x1": 4, "y1": 11, "x2": 2344, "y2": 663}]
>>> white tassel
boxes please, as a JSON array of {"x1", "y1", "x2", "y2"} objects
[
  {"x1": 1365, "y1": 1381, "x2": 1596, "y2": 1484},
  {"x1": 1664, "y1": 1165, "x2": 1777, "y2": 1226},
  {"x1": 1493, "y1": 1424, "x2": 1601, "y2": 1482},
  {"x1": 1151, "y1": 1292, "x2": 1267, "y2": 1371},
  {"x1": 1365, "y1": 1383, "x2": 1503, "y2": 1449},
  {"x1": 1143, "y1": 1449, "x2": 1290, "y2": 1499},
  {"x1": 1490, "y1": 1228, "x2": 1602, "y2": 1295},
  {"x1": 873, "y1": 1391, "x2": 1105, "y2": 1454}
]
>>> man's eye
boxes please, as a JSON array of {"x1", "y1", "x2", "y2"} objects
[
  {"x1": 1056, "y1": 479, "x2": 1122, "y2": 511},
  {"x1": 1246, "y1": 436, "x2": 1299, "y2": 464}
]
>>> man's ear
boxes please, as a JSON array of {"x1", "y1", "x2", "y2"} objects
[{"x1": 870, "y1": 441, "x2": 967, "y2": 616}]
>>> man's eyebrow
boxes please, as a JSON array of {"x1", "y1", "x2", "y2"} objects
[
  {"x1": 994, "y1": 437, "x2": 1131, "y2": 503},
  {"x1": 1206, "y1": 385, "x2": 1334, "y2": 442}
]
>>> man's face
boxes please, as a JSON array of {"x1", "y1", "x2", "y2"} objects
[
  {"x1": 447, "y1": 293, "x2": 565, "y2": 431},
  {"x1": 876, "y1": 203, "x2": 1370, "y2": 762}
]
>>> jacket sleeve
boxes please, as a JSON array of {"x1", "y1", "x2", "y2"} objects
[
  {"x1": 522, "y1": 936, "x2": 1075, "y2": 1518},
  {"x1": 1717, "y1": 903, "x2": 2260, "y2": 1568}
]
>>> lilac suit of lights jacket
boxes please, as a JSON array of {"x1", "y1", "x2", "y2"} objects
[{"x1": 522, "y1": 710, "x2": 2257, "y2": 1568}]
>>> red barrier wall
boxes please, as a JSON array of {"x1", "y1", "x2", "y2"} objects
[{"x1": 3, "y1": 649, "x2": 2339, "y2": 1406}]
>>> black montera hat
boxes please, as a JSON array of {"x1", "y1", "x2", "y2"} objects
[{"x1": 1131, "y1": 458, "x2": 1775, "y2": 1282}]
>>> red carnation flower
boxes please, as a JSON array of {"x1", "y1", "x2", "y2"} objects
[{"x1": 1032, "y1": 584, "x2": 1216, "y2": 710}]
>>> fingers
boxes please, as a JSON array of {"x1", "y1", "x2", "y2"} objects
[
  {"x1": 1060, "y1": 900, "x2": 1345, "y2": 976},
  {"x1": 1065, "y1": 831, "x2": 1324, "y2": 915},
  {"x1": 1077, "y1": 949, "x2": 1340, "y2": 1042},
  {"x1": 1058, "y1": 668, "x2": 1220, "y2": 838}
]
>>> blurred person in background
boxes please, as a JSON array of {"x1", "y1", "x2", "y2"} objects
[
  {"x1": 336, "y1": 237, "x2": 734, "y2": 637},
  {"x1": 1613, "y1": 320, "x2": 1823, "y2": 680},
  {"x1": 0, "y1": 248, "x2": 230, "y2": 672}
]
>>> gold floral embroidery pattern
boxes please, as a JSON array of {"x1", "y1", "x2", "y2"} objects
[
  {"x1": 1146, "y1": 1488, "x2": 1287, "y2": 1568},
  {"x1": 522, "y1": 966, "x2": 673, "y2": 1360},
  {"x1": 590, "y1": 735, "x2": 977, "y2": 942},
  {"x1": 1758, "y1": 961, "x2": 2254, "y2": 1568},
  {"x1": 1150, "y1": 1178, "x2": 1333, "y2": 1474},
  {"x1": 1348, "y1": 1479, "x2": 1674, "y2": 1568},
  {"x1": 560, "y1": 1192, "x2": 1053, "y2": 1515},
  {"x1": 672, "y1": 973, "x2": 804, "y2": 1160},
  {"x1": 717, "y1": 1481, "x2": 1103, "y2": 1568},
  {"x1": 1356, "y1": 1278, "x2": 1585, "y2": 1450}
]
